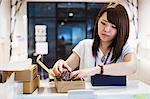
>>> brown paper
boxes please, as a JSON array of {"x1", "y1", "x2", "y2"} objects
[
  {"x1": 15, "y1": 65, "x2": 38, "y2": 82},
  {"x1": 54, "y1": 78, "x2": 85, "y2": 93},
  {"x1": 23, "y1": 75, "x2": 40, "y2": 94}
]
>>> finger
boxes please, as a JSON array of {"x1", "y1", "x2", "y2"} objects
[
  {"x1": 81, "y1": 78, "x2": 85, "y2": 81},
  {"x1": 70, "y1": 71, "x2": 78, "y2": 78},
  {"x1": 73, "y1": 75, "x2": 79, "y2": 80},
  {"x1": 63, "y1": 62, "x2": 72, "y2": 72},
  {"x1": 53, "y1": 67, "x2": 60, "y2": 76},
  {"x1": 70, "y1": 71, "x2": 82, "y2": 80},
  {"x1": 58, "y1": 60, "x2": 64, "y2": 73},
  {"x1": 53, "y1": 62, "x2": 61, "y2": 76},
  {"x1": 74, "y1": 73, "x2": 84, "y2": 80}
]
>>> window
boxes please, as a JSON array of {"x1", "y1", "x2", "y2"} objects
[{"x1": 27, "y1": 2, "x2": 107, "y2": 79}]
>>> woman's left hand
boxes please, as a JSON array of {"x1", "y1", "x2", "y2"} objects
[{"x1": 70, "y1": 67, "x2": 100, "y2": 80}]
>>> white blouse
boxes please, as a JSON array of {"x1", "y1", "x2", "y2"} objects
[{"x1": 72, "y1": 39, "x2": 134, "y2": 70}]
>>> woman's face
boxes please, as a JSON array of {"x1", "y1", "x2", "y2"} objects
[{"x1": 98, "y1": 12, "x2": 117, "y2": 43}]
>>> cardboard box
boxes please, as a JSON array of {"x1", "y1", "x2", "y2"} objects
[
  {"x1": 0, "y1": 71, "x2": 12, "y2": 83},
  {"x1": 23, "y1": 75, "x2": 40, "y2": 94},
  {"x1": 15, "y1": 65, "x2": 38, "y2": 82},
  {"x1": 54, "y1": 78, "x2": 85, "y2": 93}
]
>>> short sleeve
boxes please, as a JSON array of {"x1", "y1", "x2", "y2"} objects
[
  {"x1": 116, "y1": 42, "x2": 134, "y2": 62},
  {"x1": 122, "y1": 42, "x2": 134, "y2": 58},
  {"x1": 72, "y1": 39, "x2": 94, "y2": 70},
  {"x1": 72, "y1": 40, "x2": 86, "y2": 58}
]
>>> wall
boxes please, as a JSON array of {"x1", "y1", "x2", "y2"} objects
[
  {"x1": 138, "y1": 0, "x2": 150, "y2": 60},
  {"x1": 128, "y1": 0, "x2": 150, "y2": 85},
  {"x1": 0, "y1": 0, "x2": 10, "y2": 65}
]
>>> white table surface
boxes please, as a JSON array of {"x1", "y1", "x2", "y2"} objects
[{"x1": 12, "y1": 80, "x2": 150, "y2": 99}]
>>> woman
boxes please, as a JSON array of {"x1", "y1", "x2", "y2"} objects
[{"x1": 52, "y1": 3, "x2": 137, "y2": 80}]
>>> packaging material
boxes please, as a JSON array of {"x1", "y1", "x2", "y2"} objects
[
  {"x1": 23, "y1": 75, "x2": 40, "y2": 94},
  {"x1": 0, "y1": 71, "x2": 12, "y2": 83},
  {"x1": 54, "y1": 78, "x2": 85, "y2": 93},
  {"x1": 35, "y1": 42, "x2": 48, "y2": 55},
  {"x1": 15, "y1": 65, "x2": 38, "y2": 82}
]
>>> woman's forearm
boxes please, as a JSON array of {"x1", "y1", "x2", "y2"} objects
[
  {"x1": 66, "y1": 52, "x2": 80, "y2": 71},
  {"x1": 103, "y1": 61, "x2": 137, "y2": 76}
]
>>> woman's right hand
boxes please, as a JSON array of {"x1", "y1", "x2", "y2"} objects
[{"x1": 52, "y1": 59, "x2": 72, "y2": 76}]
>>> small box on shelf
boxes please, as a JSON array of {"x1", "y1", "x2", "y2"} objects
[{"x1": 15, "y1": 64, "x2": 38, "y2": 82}]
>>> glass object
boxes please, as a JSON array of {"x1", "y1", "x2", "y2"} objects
[
  {"x1": 27, "y1": 2, "x2": 56, "y2": 17},
  {"x1": 57, "y1": 20, "x2": 86, "y2": 59},
  {"x1": 57, "y1": 2, "x2": 86, "y2": 18}
]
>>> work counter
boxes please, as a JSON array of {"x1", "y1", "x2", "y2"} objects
[
  {"x1": 13, "y1": 80, "x2": 150, "y2": 99},
  {"x1": 1, "y1": 73, "x2": 150, "y2": 99}
]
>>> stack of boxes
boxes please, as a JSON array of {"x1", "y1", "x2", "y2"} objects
[{"x1": 15, "y1": 64, "x2": 40, "y2": 94}]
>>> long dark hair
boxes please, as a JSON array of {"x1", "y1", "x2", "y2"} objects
[{"x1": 92, "y1": 3, "x2": 129, "y2": 63}]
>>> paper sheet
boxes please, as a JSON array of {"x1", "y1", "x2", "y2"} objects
[{"x1": 0, "y1": 59, "x2": 32, "y2": 71}]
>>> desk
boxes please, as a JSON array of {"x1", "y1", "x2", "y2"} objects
[{"x1": 13, "y1": 80, "x2": 150, "y2": 99}]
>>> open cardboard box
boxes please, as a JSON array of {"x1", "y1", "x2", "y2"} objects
[
  {"x1": 36, "y1": 55, "x2": 85, "y2": 93},
  {"x1": 54, "y1": 77, "x2": 85, "y2": 93}
]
